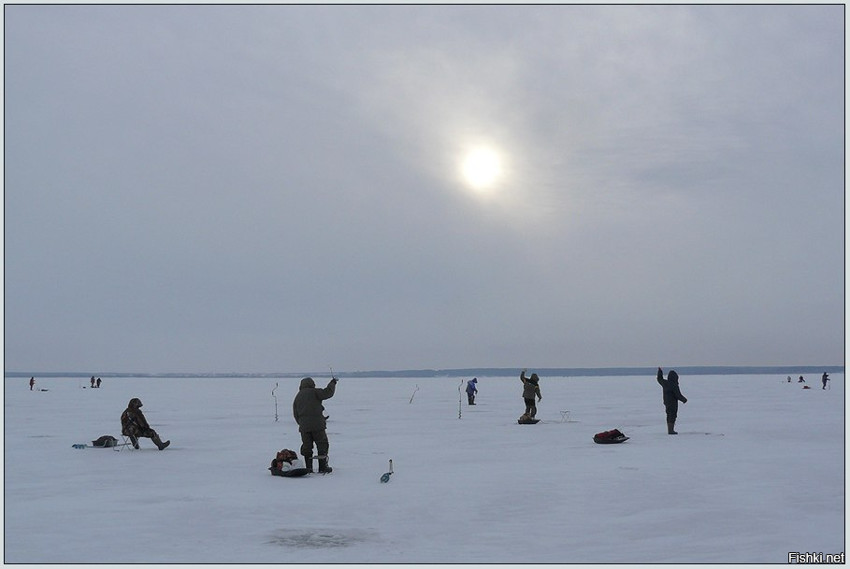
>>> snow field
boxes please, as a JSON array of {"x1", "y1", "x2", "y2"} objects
[{"x1": 3, "y1": 373, "x2": 844, "y2": 563}]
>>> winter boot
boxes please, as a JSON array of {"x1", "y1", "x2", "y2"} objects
[
  {"x1": 318, "y1": 458, "x2": 333, "y2": 474},
  {"x1": 667, "y1": 421, "x2": 678, "y2": 435},
  {"x1": 304, "y1": 457, "x2": 314, "y2": 473},
  {"x1": 152, "y1": 433, "x2": 171, "y2": 450},
  {"x1": 129, "y1": 435, "x2": 140, "y2": 450}
]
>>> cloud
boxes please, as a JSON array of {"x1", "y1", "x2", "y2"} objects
[{"x1": 4, "y1": 5, "x2": 843, "y2": 371}]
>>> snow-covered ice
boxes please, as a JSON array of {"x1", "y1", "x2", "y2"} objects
[{"x1": 3, "y1": 372, "x2": 844, "y2": 563}]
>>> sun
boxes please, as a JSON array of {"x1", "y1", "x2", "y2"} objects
[{"x1": 461, "y1": 147, "x2": 502, "y2": 191}]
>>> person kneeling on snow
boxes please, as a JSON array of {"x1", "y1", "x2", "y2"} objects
[
  {"x1": 292, "y1": 377, "x2": 337, "y2": 473},
  {"x1": 120, "y1": 398, "x2": 170, "y2": 450},
  {"x1": 656, "y1": 368, "x2": 687, "y2": 434}
]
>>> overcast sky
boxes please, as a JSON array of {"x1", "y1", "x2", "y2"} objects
[{"x1": 5, "y1": 5, "x2": 844, "y2": 373}]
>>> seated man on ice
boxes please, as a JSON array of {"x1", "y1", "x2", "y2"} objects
[{"x1": 121, "y1": 397, "x2": 170, "y2": 450}]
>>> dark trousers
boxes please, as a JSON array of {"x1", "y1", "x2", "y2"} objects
[
  {"x1": 665, "y1": 402, "x2": 678, "y2": 422},
  {"x1": 300, "y1": 429, "x2": 329, "y2": 458},
  {"x1": 126, "y1": 428, "x2": 164, "y2": 448},
  {"x1": 524, "y1": 398, "x2": 537, "y2": 418},
  {"x1": 467, "y1": 393, "x2": 475, "y2": 405}
]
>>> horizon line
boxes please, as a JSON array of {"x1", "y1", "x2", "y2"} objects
[{"x1": 5, "y1": 364, "x2": 844, "y2": 379}]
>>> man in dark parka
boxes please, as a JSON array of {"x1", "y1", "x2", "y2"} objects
[
  {"x1": 520, "y1": 370, "x2": 542, "y2": 419},
  {"x1": 293, "y1": 377, "x2": 337, "y2": 473},
  {"x1": 656, "y1": 367, "x2": 687, "y2": 434},
  {"x1": 120, "y1": 397, "x2": 170, "y2": 449}
]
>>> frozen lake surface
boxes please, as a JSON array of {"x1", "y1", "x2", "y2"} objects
[{"x1": 4, "y1": 372, "x2": 844, "y2": 563}]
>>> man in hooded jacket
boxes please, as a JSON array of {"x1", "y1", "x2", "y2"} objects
[
  {"x1": 293, "y1": 377, "x2": 338, "y2": 473},
  {"x1": 120, "y1": 397, "x2": 170, "y2": 449},
  {"x1": 520, "y1": 370, "x2": 542, "y2": 419},
  {"x1": 466, "y1": 378, "x2": 478, "y2": 405},
  {"x1": 656, "y1": 367, "x2": 687, "y2": 434}
]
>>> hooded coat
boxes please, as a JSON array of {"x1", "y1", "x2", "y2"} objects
[
  {"x1": 292, "y1": 377, "x2": 337, "y2": 433},
  {"x1": 656, "y1": 369, "x2": 687, "y2": 420},
  {"x1": 520, "y1": 371, "x2": 542, "y2": 401},
  {"x1": 121, "y1": 398, "x2": 151, "y2": 436}
]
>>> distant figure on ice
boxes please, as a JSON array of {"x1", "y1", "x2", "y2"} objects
[
  {"x1": 822, "y1": 372, "x2": 830, "y2": 390},
  {"x1": 293, "y1": 377, "x2": 338, "y2": 473},
  {"x1": 656, "y1": 368, "x2": 687, "y2": 435},
  {"x1": 91, "y1": 376, "x2": 96, "y2": 388},
  {"x1": 96, "y1": 377, "x2": 102, "y2": 388},
  {"x1": 466, "y1": 378, "x2": 478, "y2": 405},
  {"x1": 798, "y1": 376, "x2": 806, "y2": 383},
  {"x1": 29, "y1": 377, "x2": 35, "y2": 391},
  {"x1": 787, "y1": 376, "x2": 792, "y2": 383},
  {"x1": 520, "y1": 370, "x2": 542, "y2": 419},
  {"x1": 120, "y1": 398, "x2": 171, "y2": 450}
]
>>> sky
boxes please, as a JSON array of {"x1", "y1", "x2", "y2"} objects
[{"x1": 4, "y1": 5, "x2": 845, "y2": 374}]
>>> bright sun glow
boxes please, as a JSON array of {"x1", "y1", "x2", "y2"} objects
[{"x1": 461, "y1": 147, "x2": 502, "y2": 191}]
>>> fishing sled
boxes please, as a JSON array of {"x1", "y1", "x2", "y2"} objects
[
  {"x1": 593, "y1": 429, "x2": 629, "y2": 444},
  {"x1": 269, "y1": 448, "x2": 309, "y2": 477},
  {"x1": 269, "y1": 449, "x2": 332, "y2": 477},
  {"x1": 72, "y1": 435, "x2": 129, "y2": 449},
  {"x1": 269, "y1": 466, "x2": 311, "y2": 477}
]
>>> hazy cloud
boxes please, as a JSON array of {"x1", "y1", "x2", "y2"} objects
[{"x1": 5, "y1": 5, "x2": 843, "y2": 372}]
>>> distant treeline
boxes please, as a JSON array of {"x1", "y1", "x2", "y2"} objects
[{"x1": 5, "y1": 365, "x2": 844, "y2": 379}]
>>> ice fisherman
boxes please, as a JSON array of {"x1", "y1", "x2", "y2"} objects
[
  {"x1": 120, "y1": 398, "x2": 171, "y2": 450},
  {"x1": 90, "y1": 376, "x2": 96, "y2": 388},
  {"x1": 29, "y1": 377, "x2": 34, "y2": 391},
  {"x1": 798, "y1": 376, "x2": 806, "y2": 383},
  {"x1": 656, "y1": 368, "x2": 687, "y2": 435},
  {"x1": 96, "y1": 377, "x2": 102, "y2": 388},
  {"x1": 520, "y1": 370, "x2": 542, "y2": 419},
  {"x1": 822, "y1": 372, "x2": 830, "y2": 390},
  {"x1": 466, "y1": 378, "x2": 478, "y2": 405},
  {"x1": 292, "y1": 376, "x2": 338, "y2": 473}
]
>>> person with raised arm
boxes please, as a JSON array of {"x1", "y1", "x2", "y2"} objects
[
  {"x1": 656, "y1": 367, "x2": 687, "y2": 434},
  {"x1": 293, "y1": 376, "x2": 338, "y2": 473}
]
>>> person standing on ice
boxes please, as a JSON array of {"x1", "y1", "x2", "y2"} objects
[
  {"x1": 120, "y1": 398, "x2": 171, "y2": 449},
  {"x1": 656, "y1": 368, "x2": 687, "y2": 434},
  {"x1": 520, "y1": 370, "x2": 542, "y2": 419},
  {"x1": 29, "y1": 377, "x2": 34, "y2": 391},
  {"x1": 822, "y1": 372, "x2": 830, "y2": 390},
  {"x1": 466, "y1": 378, "x2": 478, "y2": 405},
  {"x1": 293, "y1": 376, "x2": 338, "y2": 473}
]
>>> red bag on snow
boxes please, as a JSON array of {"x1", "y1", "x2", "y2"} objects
[{"x1": 593, "y1": 429, "x2": 629, "y2": 444}]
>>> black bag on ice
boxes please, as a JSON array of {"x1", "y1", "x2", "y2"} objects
[{"x1": 91, "y1": 435, "x2": 119, "y2": 447}]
